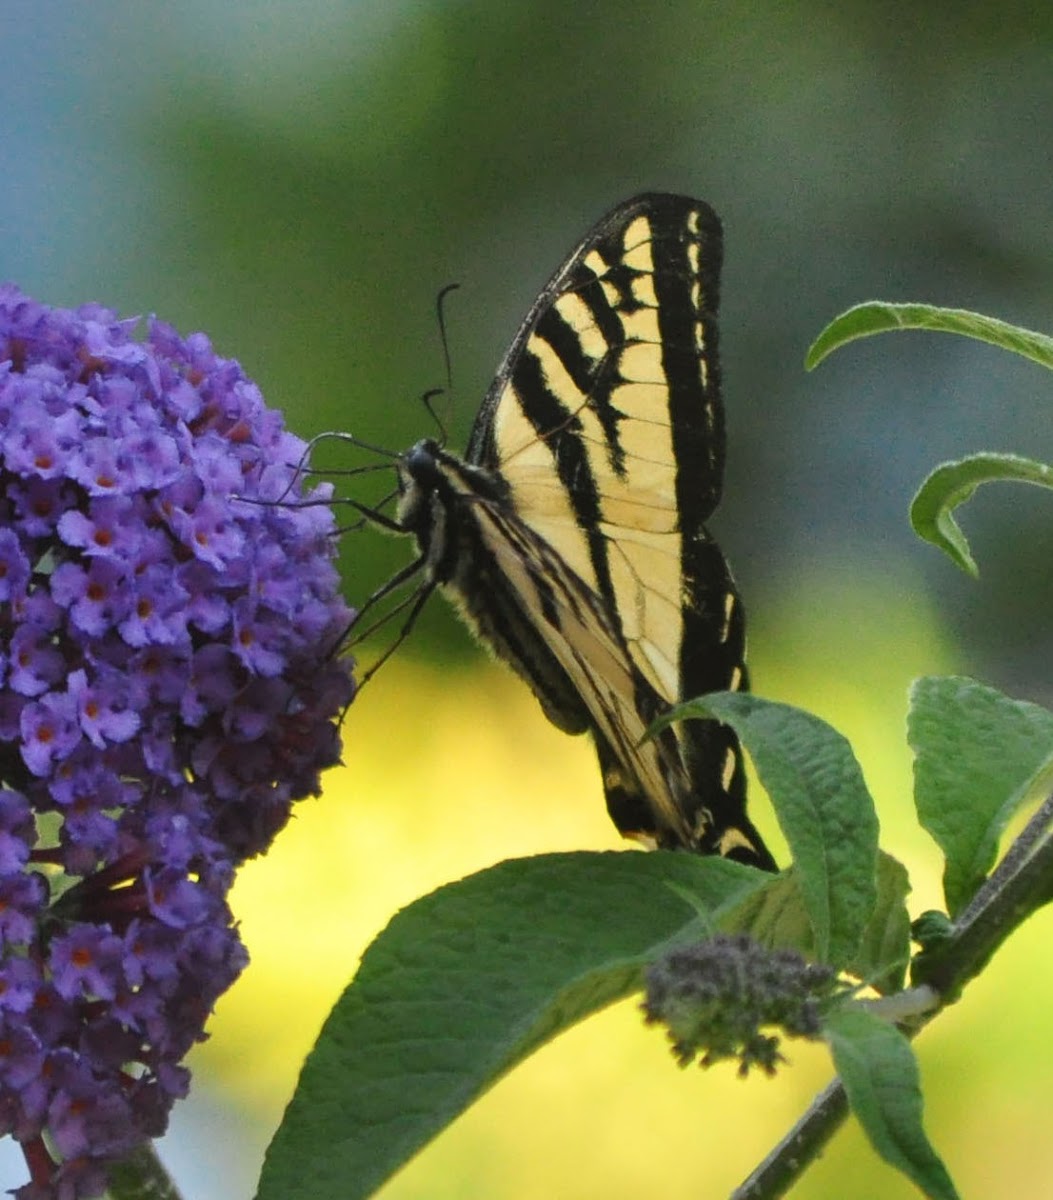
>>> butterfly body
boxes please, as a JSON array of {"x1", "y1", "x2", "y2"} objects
[{"x1": 387, "y1": 194, "x2": 774, "y2": 870}]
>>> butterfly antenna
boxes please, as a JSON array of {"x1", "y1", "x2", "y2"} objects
[
  {"x1": 420, "y1": 282, "x2": 461, "y2": 447},
  {"x1": 436, "y1": 282, "x2": 460, "y2": 396},
  {"x1": 420, "y1": 387, "x2": 449, "y2": 447}
]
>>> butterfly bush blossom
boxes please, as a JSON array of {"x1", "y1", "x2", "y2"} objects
[{"x1": 0, "y1": 285, "x2": 353, "y2": 1198}]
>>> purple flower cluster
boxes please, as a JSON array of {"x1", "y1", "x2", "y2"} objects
[{"x1": 0, "y1": 285, "x2": 353, "y2": 1197}]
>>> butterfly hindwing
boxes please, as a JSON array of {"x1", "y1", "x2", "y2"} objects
[{"x1": 394, "y1": 193, "x2": 774, "y2": 871}]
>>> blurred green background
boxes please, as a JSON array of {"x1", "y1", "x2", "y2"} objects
[{"x1": 5, "y1": 2, "x2": 1053, "y2": 1196}]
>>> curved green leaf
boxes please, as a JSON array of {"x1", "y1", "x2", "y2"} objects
[
  {"x1": 908, "y1": 676, "x2": 1053, "y2": 915},
  {"x1": 850, "y1": 852, "x2": 912, "y2": 995},
  {"x1": 720, "y1": 868, "x2": 815, "y2": 957},
  {"x1": 659, "y1": 693, "x2": 879, "y2": 969},
  {"x1": 825, "y1": 1005, "x2": 960, "y2": 1200},
  {"x1": 256, "y1": 850, "x2": 772, "y2": 1200},
  {"x1": 806, "y1": 301, "x2": 1053, "y2": 371},
  {"x1": 909, "y1": 452, "x2": 1053, "y2": 576}
]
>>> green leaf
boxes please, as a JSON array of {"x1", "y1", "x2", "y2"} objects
[
  {"x1": 908, "y1": 676, "x2": 1053, "y2": 915},
  {"x1": 805, "y1": 301, "x2": 1053, "y2": 372},
  {"x1": 824, "y1": 1005, "x2": 960, "y2": 1200},
  {"x1": 721, "y1": 868, "x2": 816, "y2": 957},
  {"x1": 256, "y1": 850, "x2": 771, "y2": 1200},
  {"x1": 718, "y1": 850, "x2": 910, "y2": 992},
  {"x1": 909, "y1": 453, "x2": 1053, "y2": 577},
  {"x1": 660, "y1": 693, "x2": 879, "y2": 969},
  {"x1": 850, "y1": 852, "x2": 912, "y2": 995}
]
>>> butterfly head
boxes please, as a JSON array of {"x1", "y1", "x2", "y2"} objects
[
  {"x1": 394, "y1": 438, "x2": 443, "y2": 543},
  {"x1": 400, "y1": 438, "x2": 443, "y2": 486}
]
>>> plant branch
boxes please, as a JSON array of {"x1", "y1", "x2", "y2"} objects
[
  {"x1": 732, "y1": 1079, "x2": 848, "y2": 1200},
  {"x1": 915, "y1": 791, "x2": 1053, "y2": 993},
  {"x1": 731, "y1": 793, "x2": 1053, "y2": 1199}
]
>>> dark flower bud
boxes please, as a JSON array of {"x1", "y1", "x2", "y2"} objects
[{"x1": 643, "y1": 933, "x2": 838, "y2": 1076}]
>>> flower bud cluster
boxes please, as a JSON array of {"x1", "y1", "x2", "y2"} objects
[{"x1": 643, "y1": 933, "x2": 837, "y2": 1075}]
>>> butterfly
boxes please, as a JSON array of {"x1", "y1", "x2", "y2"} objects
[{"x1": 356, "y1": 193, "x2": 774, "y2": 871}]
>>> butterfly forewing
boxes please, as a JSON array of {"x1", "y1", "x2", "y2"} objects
[{"x1": 395, "y1": 193, "x2": 773, "y2": 870}]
